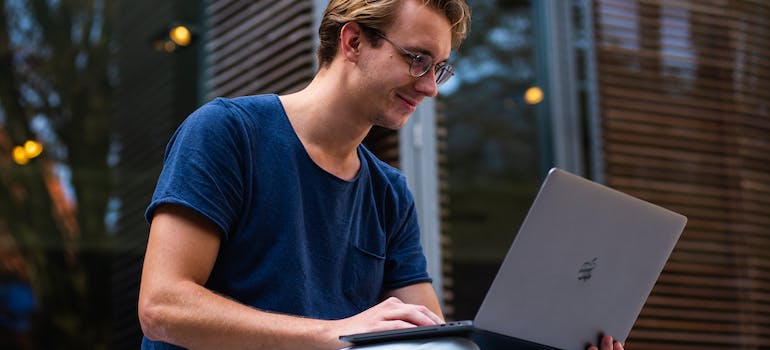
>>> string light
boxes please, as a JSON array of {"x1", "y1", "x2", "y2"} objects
[
  {"x1": 152, "y1": 25, "x2": 194, "y2": 53},
  {"x1": 524, "y1": 86, "x2": 544, "y2": 105},
  {"x1": 11, "y1": 140, "x2": 44, "y2": 165},
  {"x1": 169, "y1": 25, "x2": 192, "y2": 47},
  {"x1": 12, "y1": 146, "x2": 29, "y2": 165},
  {"x1": 24, "y1": 140, "x2": 43, "y2": 158}
]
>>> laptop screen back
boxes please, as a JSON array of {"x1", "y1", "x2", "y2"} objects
[{"x1": 473, "y1": 168, "x2": 686, "y2": 350}]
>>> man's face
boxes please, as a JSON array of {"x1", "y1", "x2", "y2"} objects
[{"x1": 355, "y1": 0, "x2": 453, "y2": 130}]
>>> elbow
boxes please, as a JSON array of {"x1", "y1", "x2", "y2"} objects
[{"x1": 138, "y1": 292, "x2": 171, "y2": 342}]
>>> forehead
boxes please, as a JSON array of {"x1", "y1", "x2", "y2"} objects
[{"x1": 386, "y1": 0, "x2": 452, "y2": 60}]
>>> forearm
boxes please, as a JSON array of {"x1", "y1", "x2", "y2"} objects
[
  {"x1": 139, "y1": 281, "x2": 341, "y2": 350},
  {"x1": 139, "y1": 208, "x2": 443, "y2": 349},
  {"x1": 140, "y1": 207, "x2": 343, "y2": 349}
]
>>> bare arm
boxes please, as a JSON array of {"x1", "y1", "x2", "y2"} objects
[{"x1": 138, "y1": 204, "x2": 442, "y2": 350}]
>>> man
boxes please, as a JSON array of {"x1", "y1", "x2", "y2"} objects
[{"x1": 138, "y1": 1, "x2": 623, "y2": 349}]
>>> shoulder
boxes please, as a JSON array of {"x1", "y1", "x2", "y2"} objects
[
  {"x1": 359, "y1": 146, "x2": 414, "y2": 206},
  {"x1": 210, "y1": 94, "x2": 283, "y2": 117},
  {"x1": 174, "y1": 94, "x2": 282, "y2": 141},
  {"x1": 187, "y1": 94, "x2": 281, "y2": 126}
]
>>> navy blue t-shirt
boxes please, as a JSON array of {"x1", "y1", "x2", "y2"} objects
[{"x1": 142, "y1": 94, "x2": 430, "y2": 349}]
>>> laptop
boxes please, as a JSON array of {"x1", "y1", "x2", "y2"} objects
[{"x1": 340, "y1": 168, "x2": 687, "y2": 349}]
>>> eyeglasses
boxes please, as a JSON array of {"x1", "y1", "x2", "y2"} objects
[{"x1": 371, "y1": 31, "x2": 455, "y2": 86}]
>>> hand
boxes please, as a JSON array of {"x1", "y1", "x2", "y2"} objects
[
  {"x1": 588, "y1": 335, "x2": 624, "y2": 350},
  {"x1": 328, "y1": 297, "x2": 444, "y2": 347}
]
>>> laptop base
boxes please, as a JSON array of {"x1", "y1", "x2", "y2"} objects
[
  {"x1": 339, "y1": 320, "x2": 475, "y2": 345},
  {"x1": 472, "y1": 329, "x2": 561, "y2": 350}
]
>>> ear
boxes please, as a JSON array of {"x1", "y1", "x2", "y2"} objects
[{"x1": 339, "y1": 22, "x2": 364, "y2": 63}]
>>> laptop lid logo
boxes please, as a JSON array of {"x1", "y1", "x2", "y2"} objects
[{"x1": 578, "y1": 257, "x2": 598, "y2": 281}]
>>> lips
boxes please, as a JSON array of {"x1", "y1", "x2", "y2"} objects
[{"x1": 396, "y1": 93, "x2": 419, "y2": 109}]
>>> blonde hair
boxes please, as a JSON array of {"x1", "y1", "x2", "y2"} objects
[{"x1": 317, "y1": 0, "x2": 471, "y2": 67}]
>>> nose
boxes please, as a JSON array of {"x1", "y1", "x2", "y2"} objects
[{"x1": 414, "y1": 69, "x2": 438, "y2": 97}]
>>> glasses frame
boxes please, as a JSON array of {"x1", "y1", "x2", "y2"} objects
[{"x1": 367, "y1": 29, "x2": 455, "y2": 86}]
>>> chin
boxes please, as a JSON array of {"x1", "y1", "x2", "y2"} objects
[{"x1": 373, "y1": 114, "x2": 411, "y2": 130}]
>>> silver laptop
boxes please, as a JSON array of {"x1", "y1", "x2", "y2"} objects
[{"x1": 341, "y1": 168, "x2": 687, "y2": 349}]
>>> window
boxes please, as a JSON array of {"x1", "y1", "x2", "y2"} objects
[{"x1": 439, "y1": 0, "x2": 552, "y2": 320}]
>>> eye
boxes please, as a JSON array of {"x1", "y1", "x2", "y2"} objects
[{"x1": 412, "y1": 54, "x2": 432, "y2": 68}]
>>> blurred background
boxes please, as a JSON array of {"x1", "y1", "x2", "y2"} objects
[{"x1": 0, "y1": 0, "x2": 768, "y2": 349}]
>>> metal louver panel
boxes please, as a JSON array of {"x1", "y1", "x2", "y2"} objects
[{"x1": 205, "y1": 0, "x2": 316, "y2": 98}]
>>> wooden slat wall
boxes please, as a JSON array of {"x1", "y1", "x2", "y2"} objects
[
  {"x1": 362, "y1": 126, "x2": 401, "y2": 167},
  {"x1": 436, "y1": 102, "x2": 454, "y2": 319},
  {"x1": 204, "y1": 0, "x2": 405, "y2": 172},
  {"x1": 205, "y1": 0, "x2": 316, "y2": 98},
  {"x1": 593, "y1": 0, "x2": 770, "y2": 348}
]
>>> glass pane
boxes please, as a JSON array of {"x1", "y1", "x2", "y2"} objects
[
  {"x1": 439, "y1": 0, "x2": 550, "y2": 320},
  {"x1": 0, "y1": 1, "x2": 199, "y2": 348}
]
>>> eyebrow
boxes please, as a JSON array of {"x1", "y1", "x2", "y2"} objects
[
  {"x1": 367, "y1": 26, "x2": 449, "y2": 63},
  {"x1": 404, "y1": 45, "x2": 450, "y2": 64}
]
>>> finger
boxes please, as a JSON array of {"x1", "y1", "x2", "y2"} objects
[
  {"x1": 376, "y1": 297, "x2": 442, "y2": 326},
  {"x1": 601, "y1": 335, "x2": 614, "y2": 350},
  {"x1": 391, "y1": 304, "x2": 442, "y2": 326},
  {"x1": 416, "y1": 305, "x2": 444, "y2": 325},
  {"x1": 614, "y1": 340, "x2": 624, "y2": 350},
  {"x1": 382, "y1": 296, "x2": 404, "y2": 305},
  {"x1": 384, "y1": 306, "x2": 433, "y2": 326}
]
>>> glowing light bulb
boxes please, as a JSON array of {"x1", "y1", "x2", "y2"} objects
[
  {"x1": 169, "y1": 26, "x2": 192, "y2": 47},
  {"x1": 524, "y1": 86, "x2": 544, "y2": 105},
  {"x1": 12, "y1": 146, "x2": 29, "y2": 165},
  {"x1": 24, "y1": 140, "x2": 43, "y2": 158}
]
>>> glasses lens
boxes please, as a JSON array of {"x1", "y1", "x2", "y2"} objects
[
  {"x1": 435, "y1": 64, "x2": 454, "y2": 86},
  {"x1": 410, "y1": 55, "x2": 433, "y2": 77}
]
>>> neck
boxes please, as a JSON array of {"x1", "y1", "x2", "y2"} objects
[{"x1": 279, "y1": 67, "x2": 373, "y2": 179}]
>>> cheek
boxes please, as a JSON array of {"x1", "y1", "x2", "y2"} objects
[{"x1": 365, "y1": 52, "x2": 408, "y2": 82}]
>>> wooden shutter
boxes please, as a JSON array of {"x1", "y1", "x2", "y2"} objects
[
  {"x1": 593, "y1": 0, "x2": 770, "y2": 348},
  {"x1": 205, "y1": 0, "x2": 316, "y2": 98}
]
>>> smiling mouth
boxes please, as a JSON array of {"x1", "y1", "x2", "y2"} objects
[{"x1": 397, "y1": 94, "x2": 418, "y2": 108}]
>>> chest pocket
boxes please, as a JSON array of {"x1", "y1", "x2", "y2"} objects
[{"x1": 343, "y1": 229, "x2": 386, "y2": 312}]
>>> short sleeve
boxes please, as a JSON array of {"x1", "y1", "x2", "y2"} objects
[
  {"x1": 382, "y1": 185, "x2": 432, "y2": 290},
  {"x1": 145, "y1": 99, "x2": 247, "y2": 238}
]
